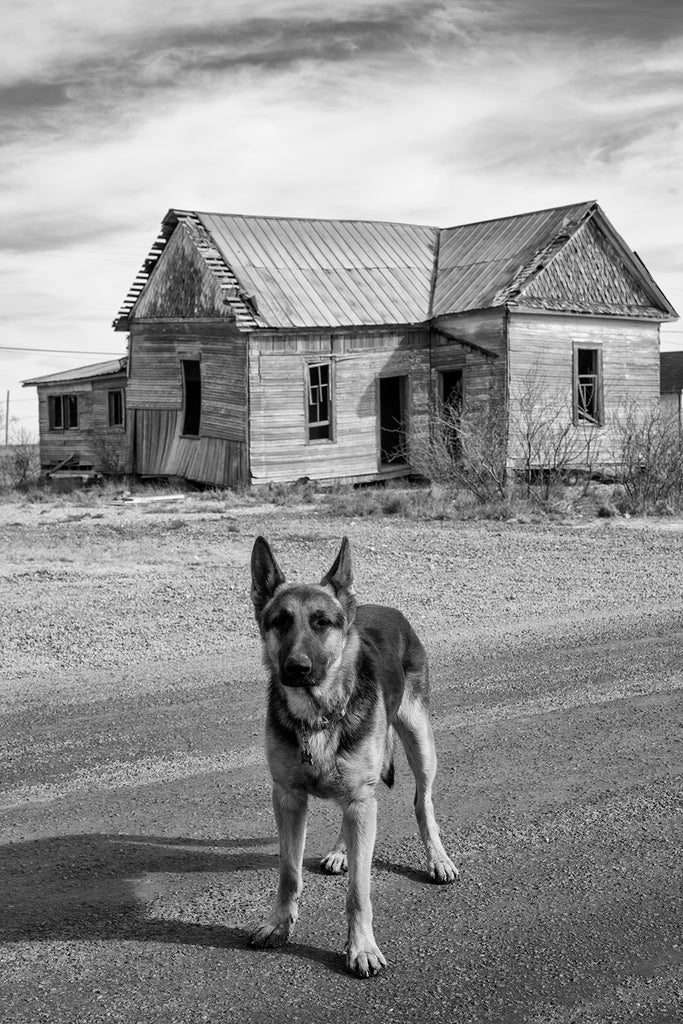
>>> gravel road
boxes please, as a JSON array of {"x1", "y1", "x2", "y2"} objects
[{"x1": 0, "y1": 496, "x2": 681, "y2": 1023}]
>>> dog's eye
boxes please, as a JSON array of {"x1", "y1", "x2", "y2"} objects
[
  {"x1": 311, "y1": 616, "x2": 332, "y2": 630},
  {"x1": 270, "y1": 612, "x2": 292, "y2": 632}
]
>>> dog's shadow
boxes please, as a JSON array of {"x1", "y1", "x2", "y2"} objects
[{"x1": 0, "y1": 833, "x2": 350, "y2": 975}]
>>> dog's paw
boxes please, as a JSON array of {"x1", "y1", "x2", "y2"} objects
[
  {"x1": 429, "y1": 854, "x2": 459, "y2": 884},
  {"x1": 346, "y1": 941, "x2": 387, "y2": 978},
  {"x1": 320, "y1": 849, "x2": 348, "y2": 874},
  {"x1": 248, "y1": 918, "x2": 294, "y2": 949}
]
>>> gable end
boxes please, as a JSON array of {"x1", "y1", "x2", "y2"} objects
[{"x1": 516, "y1": 217, "x2": 674, "y2": 320}]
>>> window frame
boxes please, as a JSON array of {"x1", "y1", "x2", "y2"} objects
[
  {"x1": 573, "y1": 345, "x2": 604, "y2": 427},
  {"x1": 47, "y1": 393, "x2": 79, "y2": 431},
  {"x1": 107, "y1": 388, "x2": 126, "y2": 428},
  {"x1": 305, "y1": 359, "x2": 335, "y2": 443},
  {"x1": 181, "y1": 359, "x2": 202, "y2": 437}
]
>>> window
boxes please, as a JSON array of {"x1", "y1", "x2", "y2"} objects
[
  {"x1": 182, "y1": 360, "x2": 201, "y2": 436},
  {"x1": 108, "y1": 389, "x2": 125, "y2": 427},
  {"x1": 48, "y1": 395, "x2": 63, "y2": 430},
  {"x1": 574, "y1": 347, "x2": 603, "y2": 425},
  {"x1": 48, "y1": 394, "x2": 78, "y2": 430},
  {"x1": 307, "y1": 362, "x2": 332, "y2": 441}
]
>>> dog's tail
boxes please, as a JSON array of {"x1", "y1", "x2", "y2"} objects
[{"x1": 381, "y1": 726, "x2": 397, "y2": 788}]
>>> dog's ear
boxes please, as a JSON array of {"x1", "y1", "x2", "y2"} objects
[
  {"x1": 320, "y1": 536, "x2": 356, "y2": 624},
  {"x1": 251, "y1": 536, "x2": 286, "y2": 620}
]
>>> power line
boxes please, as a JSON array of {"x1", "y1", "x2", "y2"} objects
[{"x1": 0, "y1": 346, "x2": 124, "y2": 355}]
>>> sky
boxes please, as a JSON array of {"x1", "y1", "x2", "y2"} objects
[{"x1": 2, "y1": 0, "x2": 683, "y2": 437}]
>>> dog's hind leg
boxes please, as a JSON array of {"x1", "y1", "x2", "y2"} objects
[
  {"x1": 395, "y1": 693, "x2": 459, "y2": 884},
  {"x1": 249, "y1": 785, "x2": 308, "y2": 948},
  {"x1": 320, "y1": 820, "x2": 348, "y2": 874}
]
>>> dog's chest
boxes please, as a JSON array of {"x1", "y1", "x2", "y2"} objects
[{"x1": 295, "y1": 725, "x2": 342, "y2": 792}]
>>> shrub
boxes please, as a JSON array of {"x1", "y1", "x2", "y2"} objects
[{"x1": 609, "y1": 401, "x2": 683, "y2": 513}]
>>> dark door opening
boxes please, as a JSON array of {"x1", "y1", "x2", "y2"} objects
[
  {"x1": 379, "y1": 375, "x2": 407, "y2": 465},
  {"x1": 182, "y1": 360, "x2": 201, "y2": 436},
  {"x1": 440, "y1": 369, "x2": 463, "y2": 456}
]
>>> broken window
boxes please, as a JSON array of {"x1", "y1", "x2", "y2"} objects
[
  {"x1": 182, "y1": 360, "x2": 201, "y2": 436},
  {"x1": 307, "y1": 362, "x2": 332, "y2": 441},
  {"x1": 574, "y1": 347, "x2": 603, "y2": 426},
  {"x1": 108, "y1": 389, "x2": 125, "y2": 427},
  {"x1": 48, "y1": 394, "x2": 78, "y2": 430}
]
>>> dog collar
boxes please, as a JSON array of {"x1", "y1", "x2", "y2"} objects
[{"x1": 297, "y1": 708, "x2": 346, "y2": 764}]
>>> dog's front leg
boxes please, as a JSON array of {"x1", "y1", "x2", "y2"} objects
[
  {"x1": 343, "y1": 796, "x2": 387, "y2": 978},
  {"x1": 250, "y1": 784, "x2": 308, "y2": 948}
]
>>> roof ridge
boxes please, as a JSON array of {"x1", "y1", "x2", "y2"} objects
[
  {"x1": 181, "y1": 208, "x2": 440, "y2": 231},
  {"x1": 441, "y1": 200, "x2": 596, "y2": 233}
]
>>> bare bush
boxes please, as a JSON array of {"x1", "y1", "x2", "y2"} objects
[
  {"x1": 0, "y1": 428, "x2": 40, "y2": 489},
  {"x1": 411, "y1": 388, "x2": 508, "y2": 504},
  {"x1": 609, "y1": 401, "x2": 683, "y2": 513},
  {"x1": 509, "y1": 370, "x2": 600, "y2": 501}
]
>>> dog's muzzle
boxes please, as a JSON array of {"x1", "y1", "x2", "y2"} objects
[{"x1": 282, "y1": 654, "x2": 316, "y2": 687}]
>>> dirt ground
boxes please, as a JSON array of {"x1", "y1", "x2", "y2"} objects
[{"x1": 0, "y1": 494, "x2": 682, "y2": 1024}]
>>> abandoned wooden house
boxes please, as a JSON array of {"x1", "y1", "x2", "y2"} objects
[
  {"x1": 26, "y1": 200, "x2": 678, "y2": 485},
  {"x1": 22, "y1": 358, "x2": 130, "y2": 478},
  {"x1": 660, "y1": 351, "x2": 683, "y2": 428}
]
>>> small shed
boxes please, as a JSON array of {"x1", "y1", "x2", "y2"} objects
[
  {"x1": 33, "y1": 201, "x2": 664, "y2": 489},
  {"x1": 23, "y1": 358, "x2": 132, "y2": 477},
  {"x1": 660, "y1": 351, "x2": 683, "y2": 428}
]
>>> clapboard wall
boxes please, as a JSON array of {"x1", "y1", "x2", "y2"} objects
[
  {"x1": 126, "y1": 319, "x2": 248, "y2": 487},
  {"x1": 35, "y1": 370, "x2": 132, "y2": 473},
  {"x1": 248, "y1": 327, "x2": 431, "y2": 485},
  {"x1": 507, "y1": 311, "x2": 662, "y2": 466}
]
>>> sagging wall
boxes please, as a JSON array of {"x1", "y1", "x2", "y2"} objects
[
  {"x1": 248, "y1": 328, "x2": 431, "y2": 485},
  {"x1": 126, "y1": 320, "x2": 248, "y2": 487},
  {"x1": 507, "y1": 311, "x2": 661, "y2": 467},
  {"x1": 36, "y1": 372, "x2": 132, "y2": 473}
]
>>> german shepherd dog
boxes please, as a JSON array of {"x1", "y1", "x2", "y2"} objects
[{"x1": 249, "y1": 536, "x2": 458, "y2": 977}]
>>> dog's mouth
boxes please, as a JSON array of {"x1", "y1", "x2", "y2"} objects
[{"x1": 281, "y1": 672, "x2": 320, "y2": 689}]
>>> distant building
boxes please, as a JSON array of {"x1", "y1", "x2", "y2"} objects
[
  {"x1": 22, "y1": 358, "x2": 131, "y2": 478},
  {"x1": 660, "y1": 351, "x2": 683, "y2": 428}
]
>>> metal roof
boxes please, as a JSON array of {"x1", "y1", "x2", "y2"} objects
[
  {"x1": 432, "y1": 201, "x2": 596, "y2": 314},
  {"x1": 198, "y1": 212, "x2": 438, "y2": 329},
  {"x1": 114, "y1": 202, "x2": 677, "y2": 330},
  {"x1": 23, "y1": 357, "x2": 127, "y2": 387}
]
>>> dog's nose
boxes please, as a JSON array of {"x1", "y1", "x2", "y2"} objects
[{"x1": 284, "y1": 654, "x2": 313, "y2": 681}]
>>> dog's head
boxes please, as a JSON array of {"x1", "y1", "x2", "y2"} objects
[{"x1": 251, "y1": 536, "x2": 356, "y2": 689}]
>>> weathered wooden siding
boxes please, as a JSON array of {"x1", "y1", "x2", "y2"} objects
[
  {"x1": 133, "y1": 223, "x2": 232, "y2": 320},
  {"x1": 507, "y1": 311, "x2": 661, "y2": 466},
  {"x1": 127, "y1": 319, "x2": 247, "y2": 430},
  {"x1": 133, "y1": 409, "x2": 247, "y2": 487},
  {"x1": 431, "y1": 309, "x2": 508, "y2": 408},
  {"x1": 249, "y1": 329, "x2": 431, "y2": 485},
  {"x1": 126, "y1": 317, "x2": 248, "y2": 485},
  {"x1": 36, "y1": 372, "x2": 132, "y2": 473}
]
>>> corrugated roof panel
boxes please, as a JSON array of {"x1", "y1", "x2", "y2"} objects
[
  {"x1": 23, "y1": 358, "x2": 127, "y2": 387},
  {"x1": 197, "y1": 212, "x2": 437, "y2": 327},
  {"x1": 433, "y1": 202, "x2": 595, "y2": 314}
]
